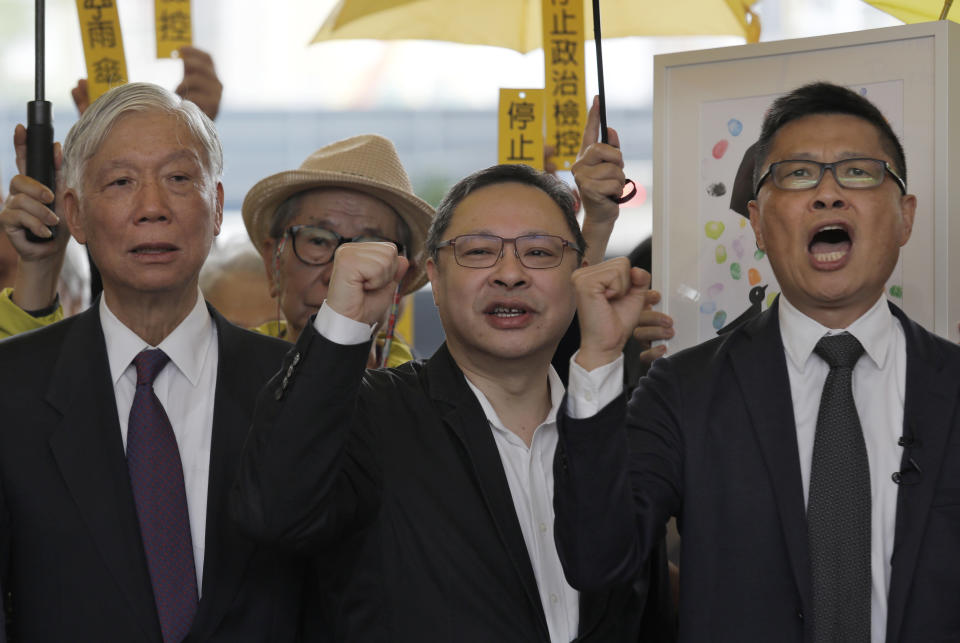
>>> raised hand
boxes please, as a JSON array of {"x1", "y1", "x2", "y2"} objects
[
  {"x1": 573, "y1": 96, "x2": 626, "y2": 263},
  {"x1": 174, "y1": 46, "x2": 223, "y2": 121},
  {"x1": 0, "y1": 125, "x2": 70, "y2": 311},
  {"x1": 572, "y1": 257, "x2": 654, "y2": 371},
  {"x1": 325, "y1": 242, "x2": 409, "y2": 327}
]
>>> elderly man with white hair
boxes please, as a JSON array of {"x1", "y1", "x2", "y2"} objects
[{"x1": 0, "y1": 82, "x2": 311, "y2": 642}]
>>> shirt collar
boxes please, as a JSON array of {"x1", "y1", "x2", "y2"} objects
[
  {"x1": 464, "y1": 366, "x2": 566, "y2": 438},
  {"x1": 779, "y1": 293, "x2": 894, "y2": 372},
  {"x1": 100, "y1": 290, "x2": 214, "y2": 387}
]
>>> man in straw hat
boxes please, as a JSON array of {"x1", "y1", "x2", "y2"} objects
[
  {"x1": 233, "y1": 158, "x2": 674, "y2": 641},
  {"x1": 0, "y1": 82, "x2": 312, "y2": 642},
  {"x1": 242, "y1": 134, "x2": 434, "y2": 366}
]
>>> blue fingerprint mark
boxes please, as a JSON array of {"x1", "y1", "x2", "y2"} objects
[
  {"x1": 712, "y1": 310, "x2": 727, "y2": 330},
  {"x1": 727, "y1": 119, "x2": 743, "y2": 136},
  {"x1": 700, "y1": 301, "x2": 717, "y2": 314},
  {"x1": 859, "y1": 87, "x2": 868, "y2": 96}
]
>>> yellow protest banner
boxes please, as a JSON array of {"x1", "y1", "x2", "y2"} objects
[
  {"x1": 156, "y1": 0, "x2": 192, "y2": 58},
  {"x1": 498, "y1": 89, "x2": 545, "y2": 170},
  {"x1": 75, "y1": 0, "x2": 128, "y2": 102},
  {"x1": 541, "y1": 0, "x2": 586, "y2": 171}
]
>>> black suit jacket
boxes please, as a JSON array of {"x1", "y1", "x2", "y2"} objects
[
  {"x1": 0, "y1": 303, "x2": 309, "y2": 642},
  {"x1": 554, "y1": 301, "x2": 960, "y2": 643},
  {"x1": 233, "y1": 324, "x2": 673, "y2": 642}
]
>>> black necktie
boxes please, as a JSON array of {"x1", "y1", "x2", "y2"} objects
[
  {"x1": 127, "y1": 349, "x2": 199, "y2": 643},
  {"x1": 808, "y1": 333, "x2": 871, "y2": 643}
]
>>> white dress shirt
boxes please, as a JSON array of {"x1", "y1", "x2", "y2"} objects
[
  {"x1": 568, "y1": 294, "x2": 906, "y2": 643},
  {"x1": 779, "y1": 294, "x2": 904, "y2": 643},
  {"x1": 101, "y1": 292, "x2": 218, "y2": 594},
  {"x1": 314, "y1": 303, "x2": 580, "y2": 642},
  {"x1": 464, "y1": 371, "x2": 580, "y2": 643}
]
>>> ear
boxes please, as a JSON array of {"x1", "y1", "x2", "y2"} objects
[
  {"x1": 259, "y1": 238, "x2": 280, "y2": 298},
  {"x1": 425, "y1": 256, "x2": 440, "y2": 307},
  {"x1": 62, "y1": 189, "x2": 86, "y2": 245},
  {"x1": 898, "y1": 193, "x2": 917, "y2": 247},
  {"x1": 747, "y1": 200, "x2": 765, "y2": 251},
  {"x1": 213, "y1": 182, "x2": 224, "y2": 236}
]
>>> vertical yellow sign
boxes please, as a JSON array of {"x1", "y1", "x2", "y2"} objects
[
  {"x1": 498, "y1": 89, "x2": 545, "y2": 170},
  {"x1": 155, "y1": 0, "x2": 193, "y2": 58},
  {"x1": 541, "y1": 0, "x2": 586, "y2": 171},
  {"x1": 75, "y1": 0, "x2": 129, "y2": 102}
]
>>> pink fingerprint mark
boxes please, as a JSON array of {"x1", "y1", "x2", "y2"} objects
[{"x1": 712, "y1": 140, "x2": 729, "y2": 159}]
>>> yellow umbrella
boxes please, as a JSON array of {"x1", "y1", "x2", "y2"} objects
[
  {"x1": 312, "y1": 0, "x2": 762, "y2": 51},
  {"x1": 861, "y1": 0, "x2": 957, "y2": 21}
]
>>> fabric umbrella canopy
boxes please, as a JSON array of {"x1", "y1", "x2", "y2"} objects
[
  {"x1": 312, "y1": 0, "x2": 762, "y2": 51},
  {"x1": 860, "y1": 0, "x2": 958, "y2": 22}
]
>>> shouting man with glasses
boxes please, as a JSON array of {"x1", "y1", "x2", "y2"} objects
[
  {"x1": 233, "y1": 164, "x2": 670, "y2": 642},
  {"x1": 552, "y1": 81, "x2": 960, "y2": 642},
  {"x1": 242, "y1": 134, "x2": 434, "y2": 365}
]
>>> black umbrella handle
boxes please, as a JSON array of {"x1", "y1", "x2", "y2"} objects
[
  {"x1": 591, "y1": 0, "x2": 634, "y2": 204},
  {"x1": 26, "y1": 0, "x2": 57, "y2": 242}
]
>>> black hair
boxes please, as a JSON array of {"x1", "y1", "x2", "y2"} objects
[
  {"x1": 753, "y1": 82, "x2": 906, "y2": 193},
  {"x1": 426, "y1": 164, "x2": 586, "y2": 263}
]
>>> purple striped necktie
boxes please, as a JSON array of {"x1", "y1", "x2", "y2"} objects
[{"x1": 127, "y1": 349, "x2": 198, "y2": 643}]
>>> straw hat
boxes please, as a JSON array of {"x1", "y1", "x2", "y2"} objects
[{"x1": 242, "y1": 134, "x2": 435, "y2": 293}]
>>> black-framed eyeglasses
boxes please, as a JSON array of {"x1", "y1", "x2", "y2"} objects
[
  {"x1": 284, "y1": 225, "x2": 405, "y2": 266},
  {"x1": 754, "y1": 158, "x2": 906, "y2": 195},
  {"x1": 434, "y1": 234, "x2": 583, "y2": 269}
]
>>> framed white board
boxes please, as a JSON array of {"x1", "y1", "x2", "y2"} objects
[{"x1": 653, "y1": 21, "x2": 960, "y2": 351}]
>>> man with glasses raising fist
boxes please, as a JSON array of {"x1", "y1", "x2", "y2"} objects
[
  {"x1": 233, "y1": 164, "x2": 671, "y2": 642},
  {"x1": 552, "y1": 82, "x2": 960, "y2": 642}
]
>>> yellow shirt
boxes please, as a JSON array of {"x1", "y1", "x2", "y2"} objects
[
  {"x1": 0, "y1": 287, "x2": 64, "y2": 340},
  {"x1": 252, "y1": 319, "x2": 414, "y2": 367}
]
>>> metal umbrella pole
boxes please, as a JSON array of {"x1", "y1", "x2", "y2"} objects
[{"x1": 592, "y1": 0, "x2": 636, "y2": 203}]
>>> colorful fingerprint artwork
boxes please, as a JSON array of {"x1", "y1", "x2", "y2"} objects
[{"x1": 694, "y1": 81, "x2": 906, "y2": 341}]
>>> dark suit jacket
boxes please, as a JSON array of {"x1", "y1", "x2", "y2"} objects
[
  {"x1": 554, "y1": 301, "x2": 960, "y2": 643},
  {"x1": 233, "y1": 324, "x2": 674, "y2": 642},
  {"x1": 0, "y1": 303, "x2": 309, "y2": 642}
]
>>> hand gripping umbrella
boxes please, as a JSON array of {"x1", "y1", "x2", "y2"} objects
[
  {"x1": 592, "y1": 0, "x2": 636, "y2": 203},
  {"x1": 26, "y1": 0, "x2": 57, "y2": 242}
]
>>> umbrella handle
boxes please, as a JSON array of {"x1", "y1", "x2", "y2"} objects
[
  {"x1": 615, "y1": 179, "x2": 637, "y2": 204},
  {"x1": 26, "y1": 0, "x2": 57, "y2": 242}
]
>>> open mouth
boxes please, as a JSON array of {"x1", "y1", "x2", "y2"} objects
[
  {"x1": 486, "y1": 304, "x2": 529, "y2": 318},
  {"x1": 808, "y1": 224, "x2": 852, "y2": 263}
]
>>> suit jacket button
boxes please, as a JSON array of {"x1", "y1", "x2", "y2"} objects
[
  {"x1": 796, "y1": 608, "x2": 803, "y2": 620},
  {"x1": 286, "y1": 365, "x2": 295, "y2": 378},
  {"x1": 291, "y1": 352, "x2": 301, "y2": 366},
  {"x1": 274, "y1": 387, "x2": 284, "y2": 400},
  {"x1": 281, "y1": 376, "x2": 290, "y2": 389}
]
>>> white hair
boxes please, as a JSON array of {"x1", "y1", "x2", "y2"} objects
[{"x1": 62, "y1": 82, "x2": 223, "y2": 193}]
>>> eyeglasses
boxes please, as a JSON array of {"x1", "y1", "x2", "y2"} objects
[
  {"x1": 754, "y1": 158, "x2": 906, "y2": 195},
  {"x1": 434, "y1": 234, "x2": 582, "y2": 269},
  {"x1": 284, "y1": 225, "x2": 404, "y2": 266}
]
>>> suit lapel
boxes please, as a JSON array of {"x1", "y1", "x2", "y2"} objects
[
  {"x1": 426, "y1": 345, "x2": 551, "y2": 643},
  {"x1": 45, "y1": 306, "x2": 161, "y2": 642},
  {"x1": 187, "y1": 311, "x2": 264, "y2": 639},
  {"x1": 729, "y1": 303, "x2": 813, "y2": 614},
  {"x1": 885, "y1": 305, "x2": 960, "y2": 641}
]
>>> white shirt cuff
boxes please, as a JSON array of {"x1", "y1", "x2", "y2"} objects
[
  {"x1": 313, "y1": 301, "x2": 377, "y2": 345},
  {"x1": 566, "y1": 351, "x2": 624, "y2": 418}
]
